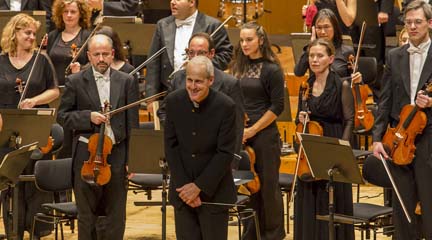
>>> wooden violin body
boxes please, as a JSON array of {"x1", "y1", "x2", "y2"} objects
[
  {"x1": 244, "y1": 145, "x2": 260, "y2": 194},
  {"x1": 382, "y1": 104, "x2": 427, "y2": 165},
  {"x1": 295, "y1": 121, "x2": 323, "y2": 181},
  {"x1": 352, "y1": 81, "x2": 374, "y2": 133}
]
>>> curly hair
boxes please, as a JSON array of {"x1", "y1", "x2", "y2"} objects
[
  {"x1": 229, "y1": 22, "x2": 281, "y2": 79},
  {"x1": 1, "y1": 13, "x2": 40, "y2": 56},
  {"x1": 51, "y1": 0, "x2": 91, "y2": 31}
]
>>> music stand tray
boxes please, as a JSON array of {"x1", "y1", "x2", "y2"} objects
[{"x1": 0, "y1": 142, "x2": 38, "y2": 191}]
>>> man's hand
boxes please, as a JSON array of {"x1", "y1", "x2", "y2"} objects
[
  {"x1": 378, "y1": 12, "x2": 389, "y2": 25},
  {"x1": 176, "y1": 183, "x2": 201, "y2": 205},
  {"x1": 90, "y1": 112, "x2": 107, "y2": 125},
  {"x1": 372, "y1": 142, "x2": 388, "y2": 159},
  {"x1": 416, "y1": 90, "x2": 432, "y2": 108}
]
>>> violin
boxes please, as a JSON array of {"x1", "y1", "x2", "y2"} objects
[
  {"x1": 295, "y1": 80, "x2": 323, "y2": 181},
  {"x1": 244, "y1": 145, "x2": 260, "y2": 194},
  {"x1": 15, "y1": 78, "x2": 25, "y2": 94},
  {"x1": 348, "y1": 21, "x2": 375, "y2": 133},
  {"x1": 81, "y1": 101, "x2": 112, "y2": 186},
  {"x1": 381, "y1": 82, "x2": 432, "y2": 165}
]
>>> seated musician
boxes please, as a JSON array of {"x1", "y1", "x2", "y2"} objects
[
  {"x1": 158, "y1": 32, "x2": 244, "y2": 155},
  {"x1": 362, "y1": 1, "x2": 432, "y2": 239},
  {"x1": 0, "y1": 13, "x2": 59, "y2": 239},
  {"x1": 164, "y1": 56, "x2": 237, "y2": 240},
  {"x1": 57, "y1": 34, "x2": 139, "y2": 240}
]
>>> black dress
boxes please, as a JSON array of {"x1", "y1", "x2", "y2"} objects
[
  {"x1": 0, "y1": 52, "x2": 58, "y2": 239},
  {"x1": 240, "y1": 58, "x2": 286, "y2": 240},
  {"x1": 294, "y1": 71, "x2": 354, "y2": 240}
]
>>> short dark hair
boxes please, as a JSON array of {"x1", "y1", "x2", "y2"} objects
[
  {"x1": 188, "y1": 32, "x2": 215, "y2": 51},
  {"x1": 312, "y1": 8, "x2": 343, "y2": 48}
]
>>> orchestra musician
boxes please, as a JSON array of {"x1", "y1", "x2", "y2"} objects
[
  {"x1": 362, "y1": 1, "x2": 432, "y2": 239},
  {"x1": 164, "y1": 55, "x2": 237, "y2": 240},
  {"x1": 158, "y1": 32, "x2": 244, "y2": 155},
  {"x1": 145, "y1": 0, "x2": 233, "y2": 113},
  {"x1": 0, "y1": 0, "x2": 54, "y2": 32},
  {"x1": 47, "y1": 0, "x2": 92, "y2": 86},
  {"x1": 229, "y1": 22, "x2": 285, "y2": 240},
  {"x1": 294, "y1": 8, "x2": 354, "y2": 79},
  {"x1": 57, "y1": 34, "x2": 139, "y2": 240},
  {"x1": 294, "y1": 38, "x2": 354, "y2": 240},
  {"x1": 0, "y1": 13, "x2": 59, "y2": 239}
]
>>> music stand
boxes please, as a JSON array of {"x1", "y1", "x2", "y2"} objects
[
  {"x1": 128, "y1": 128, "x2": 168, "y2": 240},
  {"x1": 298, "y1": 133, "x2": 364, "y2": 240},
  {"x1": 0, "y1": 11, "x2": 46, "y2": 43}
]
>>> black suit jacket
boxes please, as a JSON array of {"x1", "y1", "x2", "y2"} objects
[
  {"x1": 0, "y1": 0, "x2": 53, "y2": 31},
  {"x1": 164, "y1": 68, "x2": 245, "y2": 153},
  {"x1": 145, "y1": 12, "x2": 233, "y2": 97},
  {"x1": 373, "y1": 44, "x2": 432, "y2": 142},
  {"x1": 164, "y1": 89, "x2": 237, "y2": 208},
  {"x1": 57, "y1": 67, "x2": 139, "y2": 167},
  {"x1": 103, "y1": 0, "x2": 138, "y2": 16}
]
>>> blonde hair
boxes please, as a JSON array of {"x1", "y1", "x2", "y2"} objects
[
  {"x1": 52, "y1": 0, "x2": 91, "y2": 30},
  {"x1": 1, "y1": 13, "x2": 40, "y2": 56}
]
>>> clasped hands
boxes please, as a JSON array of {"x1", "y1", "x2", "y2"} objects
[{"x1": 176, "y1": 183, "x2": 202, "y2": 208}]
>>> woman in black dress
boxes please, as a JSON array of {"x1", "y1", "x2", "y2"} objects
[
  {"x1": 295, "y1": 8, "x2": 354, "y2": 79},
  {"x1": 294, "y1": 38, "x2": 354, "y2": 240},
  {"x1": 0, "y1": 13, "x2": 59, "y2": 239},
  {"x1": 230, "y1": 22, "x2": 285, "y2": 240},
  {"x1": 47, "y1": 0, "x2": 92, "y2": 86}
]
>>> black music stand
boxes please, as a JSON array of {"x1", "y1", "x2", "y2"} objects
[
  {"x1": 298, "y1": 133, "x2": 364, "y2": 240},
  {"x1": 0, "y1": 108, "x2": 54, "y2": 240},
  {"x1": 0, "y1": 11, "x2": 46, "y2": 43},
  {"x1": 128, "y1": 128, "x2": 168, "y2": 240}
]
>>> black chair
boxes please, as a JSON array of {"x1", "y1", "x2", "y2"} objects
[
  {"x1": 31, "y1": 158, "x2": 78, "y2": 240},
  {"x1": 279, "y1": 173, "x2": 294, "y2": 234}
]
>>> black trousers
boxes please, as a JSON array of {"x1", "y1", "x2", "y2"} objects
[
  {"x1": 73, "y1": 141, "x2": 128, "y2": 240},
  {"x1": 174, "y1": 205, "x2": 229, "y2": 240},
  {"x1": 363, "y1": 131, "x2": 432, "y2": 239},
  {"x1": 241, "y1": 125, "x2": 285, "y2": 240}
]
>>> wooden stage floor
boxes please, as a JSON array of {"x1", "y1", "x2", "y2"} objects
[{"x1": 2, "y1": 184, "x2": 392, "y2": 239}]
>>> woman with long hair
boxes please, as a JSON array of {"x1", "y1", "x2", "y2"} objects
[{"x1": 230, "y1": 22, "x2": 286, "y2": 240}]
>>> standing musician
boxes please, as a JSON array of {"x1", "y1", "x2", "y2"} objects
[
  {"x1": 47, "y1": 0, "x2": 92, "y2": 86},
  {"x1": 164, "y1": 55, "x2": 237, "y2": 240},
  {"x1": 145, "y1": 0, "x2": 233, "y2": 113},
  {"x1": 229, "y1": 22, "x2": 285, "y2": 240},
  {"x1": 294, "y1": 8, "x2": 354, "y2": 79},
  {"x1": 158, "y1": 32, "x2": 244, "y2": 155},
  {"x1": 0, "y1": 13, "x2": 59, "y2": 239},
  {"x1": 294, "y1": 38, "x2": 354, "y2": 240},
  {"x1": 57, "y1": 34, "x2": 139, "y2": 240},
  {"x1": 363, "y1": 1, "x2": 432, "y2": 239}
]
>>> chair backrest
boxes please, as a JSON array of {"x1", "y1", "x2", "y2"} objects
[
  {"x1": 34, "y1": 158, "x2": 73, "y2": 192},
  {"x1": 357, "y1": 57, "x2": 377, "y2": 85},
  {"x1": 50, "y1": 123, "x2": 64, "y2": 152}
]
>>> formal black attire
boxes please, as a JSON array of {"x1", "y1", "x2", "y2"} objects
[
  {"x1": 239, "y1": 58, "x2": 285, "y2": 240},
  {"x1": 57, "y1": 67, "x2": 139, "y2": 240},
  {"x1": 0, "y1": 52, "x2": 58, "y2": 239},
  {"x1": 47, "y1": 28, "x2": 92, "y2": 86},
  {"x1": 91, "y1": 0, "x2": 139, "y2": 23},
  {"x1": 363, "y1": 42, "x2": 432, "y2": 240},
  {"x1": 158, "y1": 68, "x2": 244, "y2": 154},
  {"x1": 145, "y1": 11, "x2": 233, "y2": 97},
  {"x1": 164, "y1": 88, "x2": 237, "y2": 240},
  {"x1": 0, "y1": 0, "x2": 54, "y2": 32},
  {"x1": 294, "y1": 71, "x2": 354, "y2": 240},
  {"x1": 315, "y1": 0, "x2": 351, "y2": 35},
  {"x1": 294, "y1": 43, "x2": 354, "y2": 79}
]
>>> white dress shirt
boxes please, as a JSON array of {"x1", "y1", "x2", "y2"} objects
[
  {"x1": 408, "y1": 38, "x2": 431, "y2": 104},
  {"x1": 93, "y1": 67, "x2": 115, "y2": 143},
  {"x1": 9, "y1": 0, "x2": 22, "y2": 11},
  {"x1": 174, "y1": 10, "x2": 197, "y2": 71}
]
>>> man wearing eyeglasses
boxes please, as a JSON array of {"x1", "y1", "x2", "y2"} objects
[
  {"x1": 159, "y1": 32, "x2": 244, "y2": 156},
  {"x1": 362, "y1": 1, "x2": 432, "y2": 239}
]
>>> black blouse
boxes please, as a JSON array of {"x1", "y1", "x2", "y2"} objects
[
  {"x1": 0, "y1": 52, "x2": 58, "y2": 108},
  {"x1": 240, "y1": 58, "x2": 285, "y2": 125}
]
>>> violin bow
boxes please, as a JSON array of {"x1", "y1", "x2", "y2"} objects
[{"x1": 17, "y1": 34, "x2": 48, "y2": 109}]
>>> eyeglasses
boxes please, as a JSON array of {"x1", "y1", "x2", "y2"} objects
[
  {"x1": 185, "y1": 49, "x2": 209, "y2": 57},
  {"x1": 315, "y1": 25, "x2": 332, "y2": 32},
  {"x1": 404, "y1": 19, "x2": 426, "y2": 27}
]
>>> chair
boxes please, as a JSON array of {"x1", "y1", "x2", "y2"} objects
[
  {"x1": 279, "y1": 173, "x2": 294, "y2": 234},
  {"x1": 31, "y1": 158, "x2": 78, "y2": 240},
  {"x1": 230, "y1": 150, "x2": 261, "y2": 240}
]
